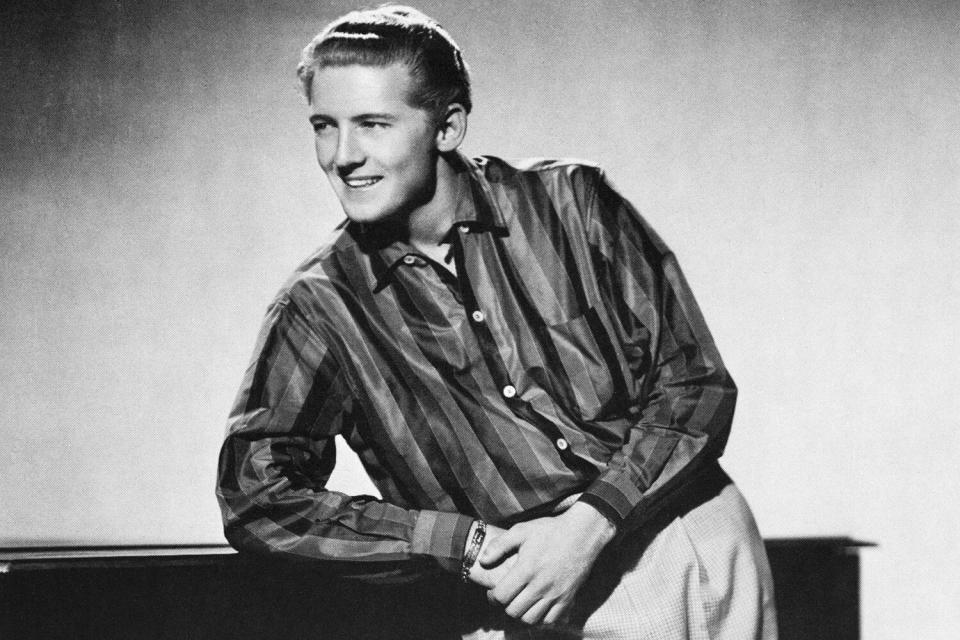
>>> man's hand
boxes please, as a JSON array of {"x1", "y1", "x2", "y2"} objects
[
  {"x1": 479, "y1": 502, "x2": 617, "y2": 626},
  {"x1": 464, "y1": 523, "x2": 514, "y2": 589}
]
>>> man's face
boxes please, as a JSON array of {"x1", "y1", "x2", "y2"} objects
[{"x1": 308, "y1": 64, "x2": 439, "y2": 225}]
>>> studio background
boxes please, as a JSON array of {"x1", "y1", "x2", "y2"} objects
[{"x1": 1, "y1": 1, "x2": 957, "y2": 638}]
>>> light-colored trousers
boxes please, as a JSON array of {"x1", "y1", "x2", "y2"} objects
[{"x1": 461, "y1": 482, "x2": 777, "y2": 640}]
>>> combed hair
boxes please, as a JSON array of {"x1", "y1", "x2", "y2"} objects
[{"x1": 297, "y1": 5, "x2": 472, "y2": 120}]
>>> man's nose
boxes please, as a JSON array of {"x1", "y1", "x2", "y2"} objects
[{"x1": 334, "y1": 129, "x2": 363, "y2": 169}]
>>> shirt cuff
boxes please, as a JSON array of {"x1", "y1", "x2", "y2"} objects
[
  {"x1": 578, "y1": 466, "x2": 645, "y2": 527},
  {"x1": 410, "y1": 510, "x2": 475, "y2": 574}
]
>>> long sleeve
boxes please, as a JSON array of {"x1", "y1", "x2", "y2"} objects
[
  {"x1": 215, "y1": 296, "x2": 473, "y2": 579},
  {"x1": 576, "y1": 169, "x2": 738, "y2": 529}
]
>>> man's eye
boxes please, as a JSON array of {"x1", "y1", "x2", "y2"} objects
[
  {"x1": 313, "y1": 122, "x2": 332, "y2": 133},
  {"x1": 361, "y1": 121, "x2": 388, "y2": 129}
]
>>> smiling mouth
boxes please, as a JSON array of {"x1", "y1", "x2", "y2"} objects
[{"x1": 343, "y1": 176, "x2": 382, "y2": 189}]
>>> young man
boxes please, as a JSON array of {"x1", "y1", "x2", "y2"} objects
[{"x1": 217, "y1": 6, "x2": 777, "y2": 638}]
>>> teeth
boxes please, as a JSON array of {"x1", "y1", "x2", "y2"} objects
[{"x1": 345, "y1": 177, "x2": 381, "y2": 188}]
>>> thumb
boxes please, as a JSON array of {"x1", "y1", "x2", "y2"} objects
[{"x1": 479, "y1": 527, "x2": 519, "y2": 566}]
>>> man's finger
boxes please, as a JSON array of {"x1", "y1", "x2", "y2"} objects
[
  {"x1": 488, "y1": 570, "x2": 526, "y2": 607},
  {"x1": 542, "y1": 600, "x2": 568, "y2": 626},
  {"x1": 479, "y1": 528, "x2": 520, "y2": 566},
  {"x1": 519, "y1": 596, "x2": 553, "y2": 625},
  {"x1": 503, "y1": 585, "x2": 540, "y2": 619}
]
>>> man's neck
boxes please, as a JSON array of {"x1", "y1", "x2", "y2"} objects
[{"x1": 406, "y1": 153, "x2": 459, "y2": 250}]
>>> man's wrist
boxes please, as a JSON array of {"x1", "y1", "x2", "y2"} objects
[
  {"x1": 460, "y1": 519, "x2": 486, "y2": 582},
  {"x1": 564, "y1": 501, "x2": 617, "y2": 547}
]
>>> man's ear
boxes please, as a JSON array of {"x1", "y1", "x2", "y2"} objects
[{"x1": 435, "y1": 103, "x2": 467, "y2": 152}]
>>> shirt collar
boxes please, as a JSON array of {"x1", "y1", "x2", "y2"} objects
[
  {"x1": 450, "y1": 152, "x2": 507, "y2": 232},
  {"x1": 355, "y1": 151, "x2": 508, "y2": 292}
]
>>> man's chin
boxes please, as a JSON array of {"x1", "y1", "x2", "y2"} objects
[
  {"x1": 341, "y1": 201, "x2": 378, "y2": 220},
  {"x1": 343, "y1": 205, "x2": 399, "y2": 226}
]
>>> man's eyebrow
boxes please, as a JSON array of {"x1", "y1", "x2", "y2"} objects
[
  {"x1": 351, "y1": 112, "x2": 398, "y2": 122},
  {"x1": 308, "y1": 112, "x2": 398, "y2": 124}
]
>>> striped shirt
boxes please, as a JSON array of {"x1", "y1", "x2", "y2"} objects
[{"x1": 216, "y1": 153, "x2": 737, "y2": 577}]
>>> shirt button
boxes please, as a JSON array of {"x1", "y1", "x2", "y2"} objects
[
  {"x1": 471, "y1": 310, "x2": 485, "y2": 323},
  {"x1": 555, "y1": 438, "x2": 569, "y2": 451},
  {"x1": 502, "y1": 385, "x2": 516, "y2": 399},
  {"x1": 403, "y1": 255, "x2": 416, "y2": 265}
]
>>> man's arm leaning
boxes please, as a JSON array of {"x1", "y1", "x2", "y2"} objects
[{"x1": 215, "y1": 296, "x2": 474, "y2": 580}]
